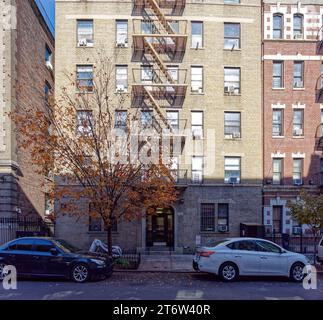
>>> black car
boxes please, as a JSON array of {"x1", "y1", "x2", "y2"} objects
[{"x1": 0, "y1": 237, "x2": 113, "y2": 283}]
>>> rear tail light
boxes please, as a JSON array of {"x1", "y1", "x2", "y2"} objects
[{"x1": 200, "y1": 251, "x2": 216, "y2": 258}]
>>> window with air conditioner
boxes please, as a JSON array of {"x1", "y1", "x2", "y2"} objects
[
  {"x1": 224, "y1": 157, "x2": 241, "y2": 184},
  {"x1": 218, "y1": 204, "x2": 229, "y2": 232},
  {"x1": 77, "y1": 20, "x2": 94, "y2": 47},
  {"x1": 224, "y1": 67, "x2": 240, "y2": 94},
  {"x1": 293, "y1": 61, "x2": 304, "y2": 88},
  {"x1": 191, "y1": 66, "x2": 203, "y2": 93},
  {"x1": 116, "y1": 20, "x2": 128, "y2": 47},
  {"x1": 191, "y1": 111, "x2": 203, "y2": 139},
  {"x1": 192, "y1": 156, "x2": 203, "y2": 183},
  {"x1": 293, "y1": 14, "x2": 303, "y2": 39},
  {"x1": 293, "y1": 109, "x2": 304, "y2": 136},
  {"x1": 116, "y1": 65, "x2": 128, "y2": 92},
  {"x1": 191, "y1": 21, "x2": 203, "y2": 48},
  {"x1": 224, "y1": 112, "x2": 241, "y2": 138},
  {"x1": 293, "y1": 159, "x2": 303, "y2": 185}
]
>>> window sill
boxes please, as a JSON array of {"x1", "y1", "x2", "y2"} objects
[
  {"x1": 272, "y1": 136, "x2": 285, "y2": 139},
  {"x1": 224, "y1": 93, "x2": 241, "y2": 96},
  {"x1": 77, "y1": 45, "x2": 94, "y2": 49},
  {"x1": 292, "y1": 136, "x2": 305, "y2": 139},
  {"x1": 190, "y1": 47, "x2": 205, "y2": 50},
  {"x1": 272, "y1": 87, "x2": 285, "y2": 90},
  {"x1": 293, "y1": 87, "x2": 305, "y2": 91},
  {"x1": 224, "y1": 137, "x2": 242, "y2": 141},
  {"x1": 190, "y1": 92, "x2": 205, "y2": 95},
  {"x1": 115, "y1": 91, "x2": 128, "y2": 94},
  {"x1": 223, "y1": 48, "x2": 241, "y2": 52}
]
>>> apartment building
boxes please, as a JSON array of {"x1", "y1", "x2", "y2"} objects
[
  {"x1": 55, "y1": 0, "x2": 263, "y2": 252},
  {"x1": 0, "y1": 0, "x2": 54, "y2": 218},
  {"x1": 263, "y1": 0, "x2": 323, "y2": 236}
]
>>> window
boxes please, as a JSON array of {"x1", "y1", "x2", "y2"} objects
[
  {"x1": 294, "y1": 61, "x2": 304, "y2": 88},
  {"x1": 224, "y1": 157, "x2": 241, "y2": 184},
  {"x1": 45, "y1": 193, "x2": 52, "y2": 215},
  {"x1": 273, "y1": 14, "x2": 283, "y2": 39},
  {"x1": 191, "y1": 22, "x2": 203, "y2": 48},
  {"x1": 191, "y1": 66, "x2": 203, "y2": 93},
  {"x1": 115, "y1": 111, "x2": 127, "y2": 129},
  {"x1": 218, "y1": 204, "x2": 229, "y2": 228},
  {"x1": 224, "y1": 0, "x2": 240, "y2": 3},
  {"x1": 170, "y1": 156, "x2": 179, "y2": 182},
  {"x1": 77, "y1": 110, "x2": 93, "y2": 134},
  {"x1": 293, "y1": 14, "x2": 303, "y2": 39},
  {"x1": 272, "y1": 109, "x2": 283, "y2": 136},
  {"x1": 191, "y1": 111, "x2": 203, "y2": 139},
  {"x1": 45, "y1": 45, "x2": 53, "y2": 67},
  {"x1": 224, "y1": 67, "x2": 240, "y2": 94},
  {"x1": 76, "y1": 65, "x2": 93, "y2": 92},
  {"x1": 116, "y1": 20, "x2": 128, "y2": 46},
  {"x1": 228, "y1": 240, "x2": 256, "y2": 251},
  {"x1": 224, "y1": 112, "x2": 241, "y2": 137},
  {"x1": 10, "y1": 239, "x2": 34, "y2": 251},
  {"x1": 44, "y1": 82, "x2": 51, "y2": 102},
  {"x1": 273, "y1": 61, "x2": 283, "y2": 88},
  {"x1": 293, "y1": 109, "x2": 304, "y2": 136},
  {"x1": 255, "y1": 240, "x2": 281, "y2": 253},
  {"x1": 166, "y1": 111, "x2": 179, "y2": 131},
  {"x1": 293, "y1": 159, "x2": 303, "y2": 185},
  {"x1": 116, "y1": 65, "x2": 128, "y2": 92},
  {"x1": 224, "y1": 23, "x2": 240, "y2": 49},
  {"x1": 89, "y1": 203, "x2": 117, "y2": 232},
  {"x1": 273, "y1": 158, "x2": 283, "y2": 185},
  {"x1": 141, "y1": 110, "x2": 153, "y2": 128},
  {"x1": 77, "y1": 20, "x2": 94, "y2": 47},
  {"x1": 141, "y1": 66, "x2": 153, "y2": 83},
  {"x1": 34, "y1": 240, "x2": 55, "y2": 253},
  {"x1": 201, "y1": 204, "x2": 215, "y2": 232},
  {"x1": 192, "y1": 156, "x2": 203, "y2": 183},
  {"x1": 273, "y1": 206, "x2": 283, "y2": 233}
]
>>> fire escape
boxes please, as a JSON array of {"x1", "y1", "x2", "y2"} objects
[{"x1": 132, "y1": 0, "x2": 187, "y2": 129}]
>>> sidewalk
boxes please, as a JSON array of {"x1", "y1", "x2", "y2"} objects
[{"x1": 137, "y1": 254, "x2": 195, "y2": 273}]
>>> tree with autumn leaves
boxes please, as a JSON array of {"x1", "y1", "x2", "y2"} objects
[{"x1": 11, "y1": 53, "x2": 178, "y2": 255}]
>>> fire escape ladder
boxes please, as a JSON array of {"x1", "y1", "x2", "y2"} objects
[
  {"x1": 145, "y1": 0, "x2": 176, "y2": 35},
  {"x1": 144, "y1": 87, "x2": 172, "y2": 132}
]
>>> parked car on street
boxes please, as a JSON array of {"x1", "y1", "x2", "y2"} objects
[
  {"x1": 317, "y1": 237, "x2": 323, "y2": 264},
  {"x1": 0, "y1": 237, "x2": 114, "y2": 283},
  {"x1": 193, "y1": 238, "x2": 310, "y2": 282}
]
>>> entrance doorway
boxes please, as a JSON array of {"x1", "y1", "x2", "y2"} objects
[{"x1": 146, "y1": 207, "x2": 174, "y2": 248}]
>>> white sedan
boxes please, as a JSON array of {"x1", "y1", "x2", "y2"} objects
[{"x1": 193, "y1": 237, "x2": 310, "y2": 282}]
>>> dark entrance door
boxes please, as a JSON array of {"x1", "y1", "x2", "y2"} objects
[{"x1": 146, "y1": 208, "x2": 174, "y2": 247}]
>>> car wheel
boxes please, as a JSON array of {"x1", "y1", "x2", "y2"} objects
[
  {"x1": 290, "y1": 262, "x2": 305, "y2": 282},
  {"x1": 219, "y1": 262, "x2": 239, "y2": 282},
  {"x1": 71, "y1": 264, "x2": 90, "y2": 283},
  {"x1": 0, "y1": 262, "x2": 9, "y2": 281}
]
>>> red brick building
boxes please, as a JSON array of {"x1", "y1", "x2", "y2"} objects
[
  {"x1": 0, "y1": 0, "x2": 54, "y2": 219},
  {"x1": 263, "y1": 1, "x2": 323, "y2": 235}
]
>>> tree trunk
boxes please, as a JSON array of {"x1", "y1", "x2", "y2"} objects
[{"x1": 107, "y1": 225, "x2": 113, "y2": 258}]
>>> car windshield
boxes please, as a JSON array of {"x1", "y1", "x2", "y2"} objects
[{"x1": 54, "y1": 239, "x2": 81, "y2": 253}]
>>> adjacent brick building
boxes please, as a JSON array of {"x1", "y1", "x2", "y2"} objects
[
  {"x1": 263, "y1": 0, "x2": 323, "y2": 236},
  {"x1": 0, "y1": 0, "x2": 54, "y2": 219},
  {"x1": 55, "y1": 0, "x2": 263, "y2": 252}
]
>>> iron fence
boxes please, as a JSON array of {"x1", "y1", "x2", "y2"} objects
[
  {"x1": 0, "y1": 217, "x2": 54, "y2": 245},
  {"x1": 114, "y1": 250, "x2": 141, "y2": 270}
]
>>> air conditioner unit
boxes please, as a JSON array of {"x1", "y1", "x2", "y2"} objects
[
  {"x1": 224, "y1": 86, "x2": 236, "y2": 94},
  {"x1": 292, "y1": 226, "x2": 303, "y2": 235},
  {"x1": 229, "y1": 177, "x2": 238, "y2": 184},
  {"x1": 218, "y1": 225, "x2": 229, "y2": 233},
  {"x1": 192, "y1": 129, "x2": 203, "y2": 139},
  {"x1": 233, "y1": 132, "x2": 241, "y2": 139},
  {"x1": 116, "y1": 42, "x2": 126, "y2": 47},
  {"x1": 225, "y1": 134, "x2": 233, "y2": 139},
  {"x1": 294, "y1": 80, "x2": 304, "y2": 88},
  {"x1": 294, "y1": 128, "x2": 303, "y2": 136},
  {"x1": 45, "y1": 209, "x2": 51, "y2": 216},
  {"x1": 191, "y1": 86, "x2": 203, "y2": 93},
  {"x1": 116, "y1": 84, "x2": 126, "y2": 92},
  {"x1": 294, "y1": 179, "x2": 303, "y2": 186},
  {"x1": 78, "y1": 39, "x2": 88, "y2": 47},
  {"x1": 294, "y1": 34, "x2": 303, "y2": 40},
  {"x1": 45, "y1": 60, "x2": 53, "y2": 71}
]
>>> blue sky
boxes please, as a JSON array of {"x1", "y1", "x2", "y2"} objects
[{"x1": 35, "y1": 0, "x2": 55, "y2": 36}]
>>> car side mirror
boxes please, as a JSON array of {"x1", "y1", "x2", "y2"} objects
[{"x1": 50, "y1": 248, "x2": 59, "y2": 256}]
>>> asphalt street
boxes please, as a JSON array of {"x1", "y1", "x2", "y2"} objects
[{"x1": 0, "y1": 272, "x2": 322, "y2": 300}]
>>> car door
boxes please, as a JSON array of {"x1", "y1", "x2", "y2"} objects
[
  {"x1": 32, "y1": 239, "x2": 66, "y2": 276},
  {"x1": 255, "y1": 240, "x2": 287, "y2": 275},
  {"x1": 8, "y1": 239, "x2": 35, "y2": 275},
  {"x1": 227, "y1": 240, "x2": 261, "y2": 275}
]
